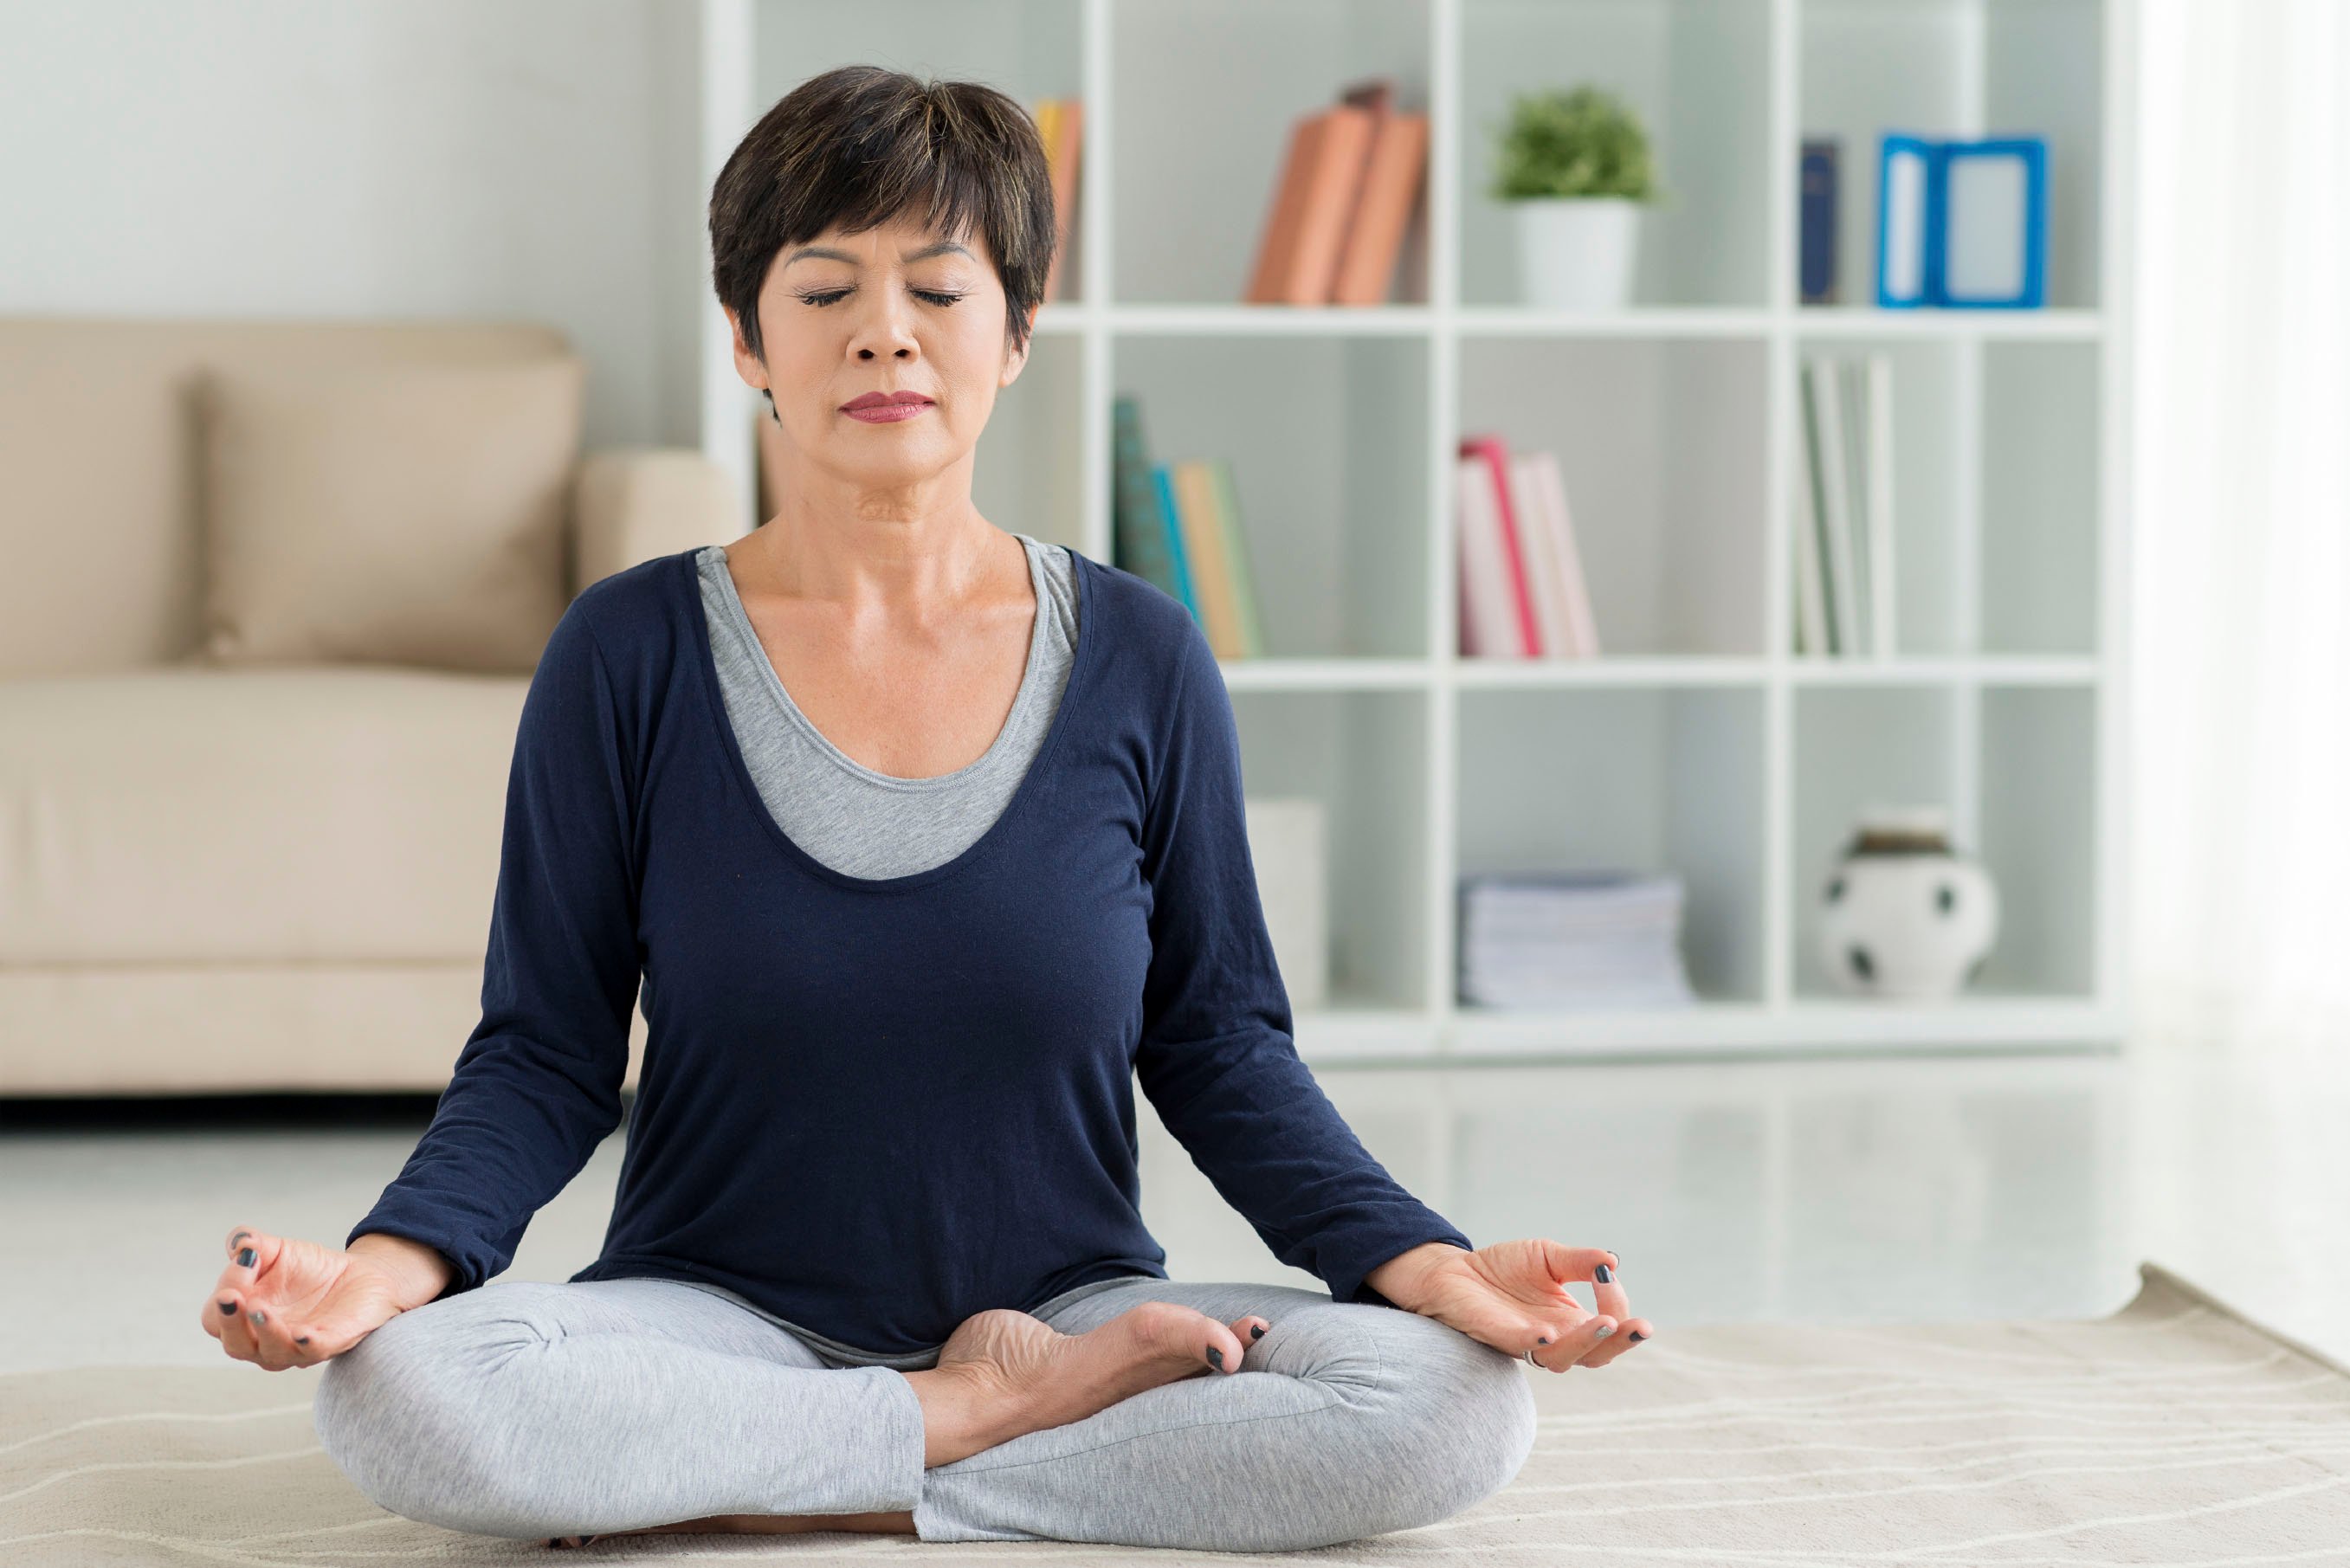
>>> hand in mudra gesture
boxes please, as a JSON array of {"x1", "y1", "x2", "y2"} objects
[
  {"x1": 1366, "y1": 1240, "x2": 1651, "y2": 1371},
  {"x1": 199, "y1": 1224, "x2": 420, "y2": 1371}
]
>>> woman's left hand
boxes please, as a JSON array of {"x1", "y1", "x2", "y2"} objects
[{"x1": 1364, "y1": 1240, "x2": 1652, "y2": 1371}]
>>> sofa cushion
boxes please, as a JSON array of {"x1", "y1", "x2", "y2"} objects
[
  {"x1": 195, "y1": 355, "x2": 584, "y2": 672},
  {"x1": 0, "y1": 316, "x2": 571, "y2": 679},
  {"x1": 0, "y1": 666, "x2": 531, "y2": 965}
]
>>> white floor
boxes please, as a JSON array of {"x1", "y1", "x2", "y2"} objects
[{"x1": 4, "y1": 1023, "x2": 2345, "y2": 1374}]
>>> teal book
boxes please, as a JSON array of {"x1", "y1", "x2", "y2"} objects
[
  {"x1": 1151, "y1": 464, "x2": 1198, "y2": 620},
  {"x1": 1111, "y1": 397, "x2": 1185, "y2": 605}
]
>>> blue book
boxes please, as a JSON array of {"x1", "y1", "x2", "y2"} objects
[{"x1": 1800, "y1": 138, "x2": 1841, "y2": 305}]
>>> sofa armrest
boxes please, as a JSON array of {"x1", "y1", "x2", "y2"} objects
[{"x1": 570, "y1": 447, "x2": 745, "y2": 595}]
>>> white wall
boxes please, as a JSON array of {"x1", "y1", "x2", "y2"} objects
[{"x1": 0, "y1": 0, "x2": 707, "y2": 450}]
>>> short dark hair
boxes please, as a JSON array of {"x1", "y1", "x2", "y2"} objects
[{"x1": 709, "y1": 65, "x2": 1057, "y2": 368}]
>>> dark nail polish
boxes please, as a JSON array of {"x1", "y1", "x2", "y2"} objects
[
  {"x1": 1629, "y1": 1331, "x2": 1647, "y2": 1342},
  {"x1": 249, "y1": 1309, "x2": 266, "y2": 1325},
  {"x1": 1249, "y1": 1324, "x2": 1264, "y2": 1339},
  {"x1": 217, "y1": 1300, "x2": 236, "y2": 1315},
  {"x1": 1594, "y1": 1262, "x2": 1612, "y2": 1283},
  {"x1": 237, "y1": 1248, "x2": 255, "y2": 1268},
  {"x1": 295, "y1": 1336, "x2": 310, "y2": 1345},
  {"x1": 1537, "y1": 1336, "x2": 1550, "y2": 1345},
  {"x1": 1205, "y1": 1345, "x2": 1224, "y2": 1369}
]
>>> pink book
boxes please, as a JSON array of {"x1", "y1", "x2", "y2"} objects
[{"x1": 1457, "y1": 435, "x2": 1542, "y2": 655}]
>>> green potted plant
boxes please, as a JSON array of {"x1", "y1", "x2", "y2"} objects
[{"x1": 1488, "y1": 85, "x2": 1662, "y2": 310}]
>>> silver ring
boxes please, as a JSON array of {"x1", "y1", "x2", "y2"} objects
[{"x1": 1522, "y1": 1348, "x2": 1543, "y2": 1367}]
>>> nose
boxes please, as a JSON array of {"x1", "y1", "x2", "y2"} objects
[{"x1": 849, "y1": 287, "x2": 920, "y2": 361}]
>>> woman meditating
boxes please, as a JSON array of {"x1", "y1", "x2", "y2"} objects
[{"x1": 197, "y1": 64, "x2": 1651, "y2": 1552}]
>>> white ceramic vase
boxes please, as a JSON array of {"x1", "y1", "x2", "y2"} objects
[
  {"x1": 1512, "y1": 196, "x2": 1642, "y2": 310},
  {"x1": 1817, "y1": 805, "x2": 2000, "y2": 1000}
]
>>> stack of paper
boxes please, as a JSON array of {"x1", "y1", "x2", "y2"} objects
[{"x1": 1457, "y1": 871, "x2": 1697, "y2": 1010}]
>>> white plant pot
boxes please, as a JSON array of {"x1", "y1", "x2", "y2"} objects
[{"x1": 1512, "y1": 196, "x2": 1642, "y2": 310}]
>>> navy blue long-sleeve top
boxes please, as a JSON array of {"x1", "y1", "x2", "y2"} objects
[{"x1": 346, "y1": 544, "x2": 1474, "y2": 1355}]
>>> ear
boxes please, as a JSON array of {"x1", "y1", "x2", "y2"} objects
[
  {"x1": 1001, "y1": 304, "x2": 1041, "y2": 388},
  {"x1": 725, "y1": 307, "x2": 769, "y2": 394}
]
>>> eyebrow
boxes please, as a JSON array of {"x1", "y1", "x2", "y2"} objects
[{"x1": 784, "y1": 241, "x2": 973, "y2": 267}]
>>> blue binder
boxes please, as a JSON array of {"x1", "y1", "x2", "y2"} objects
[
  {"x1": 1875, "y1": 132, "x2": 2049, "y2": 310},
  {"x1": 1875, "y1": 134, "x2": 1940, "y2": 309}
]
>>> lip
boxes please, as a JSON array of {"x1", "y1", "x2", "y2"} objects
[{"x1": 840, "y1": 391, "x2": 935, "y2": 411}]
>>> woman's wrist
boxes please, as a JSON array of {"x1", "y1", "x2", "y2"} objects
[
  {"x1": 346, "y1": 1233, "x2": 456, "y2": 1312},
  {"x1": 1362, "y1": 1241, "x2": 1470, "y2": 1311}
]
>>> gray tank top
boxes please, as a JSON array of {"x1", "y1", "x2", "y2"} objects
[{"x1": 694, "y1": 532, "x2": 1080, "y2": 881}]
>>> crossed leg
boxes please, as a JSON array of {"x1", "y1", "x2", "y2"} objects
[{"x1": 312, "y1": 1273, "x2": 1535, "y2": 1552}]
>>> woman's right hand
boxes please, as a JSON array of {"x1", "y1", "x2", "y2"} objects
[{"x1": 200, "y1": 1225, "x2": 450, "y2": 1370}]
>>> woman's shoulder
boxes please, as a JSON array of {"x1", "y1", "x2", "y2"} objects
[
  {"x1": 559, "y1": 548, "x2": 697, "y2": 649},
  {"x1": 1073, "y1": 548, "x2": 1211, "y2": 683}
]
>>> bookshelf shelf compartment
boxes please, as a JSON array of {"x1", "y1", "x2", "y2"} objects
[
  {"x1": 1792, "y1": 684, "x2": 1961, "y2": 999},
  {"x1": 1112, "y1": 0, "x2": 1433, "y2": 308},
  {"x1": 1975, "y1": 684, "x2": 2097, "y2": 997},
  {"x1": 1115, "y1": 332, "x2": 1429, "y2": 659},
  {"x1": 1798, "y1": 0, "x2": 2105, "y2": 311},
  {"x1": 1463, "y1": 335, "x2": 1769, "y2": 657},
  {"x1": 1980, "y1": 341, "x2": 2100, "y2": 655},
  {"x1": 1788, "y1": 334, "x2": 1966, "y2": 658},
  {"x1": 1228, "y1": 688, "x2": 1432, "y2": 1014},
  {"x1": 1458, "y1": 686, "x2": 1768, "y2": 1005},
  {"x1": 1458, "y1": 0, "x2": 1772, "y2": 309},
  {"x1": 719, "y1": 0, "x2": 2132, "y2": 1058}
]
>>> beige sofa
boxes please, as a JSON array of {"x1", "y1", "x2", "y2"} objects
[{"x1": 0, "y1": 317, "x2": 741, "y2": 1096}]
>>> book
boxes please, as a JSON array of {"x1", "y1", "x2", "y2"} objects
[
  {"x1": 1837, "y1": 355, "x2": 1874, "y2": 655},
  {"x1": 1331, "y1": 95, "x2": 1428, "y2": 306},
  {"x1": 1151, "y1": 464, "x2": 1198, "y2": 618},
  {"x1": 1455, "y1": 455, "x2": 1521, "y2": 658},
  {"x1": 1510, "y1": 450, "x2": 1601, "y2": 658},
  {"x1": 1797, "y1": 358, "x2": 1837, "y2": 653},
  {"x1": 1507, "y1": 453, "x2": 1576, "y2": 659},
  {"x1": 1248, "y1": 83, "x2": 1426, "y2": 307},
  {"x1": 1863, "y1": 351, "x2": 1898, "y2": 655},
  {"x1": 1246, "y1": 105, "x2": 1377, "y2": 304},
  {"x1": 1804, "y1": 356, "x2": 1863, "y2": 655},
  {"x1": 1172, "y1": 458, "x2": 1251, "y2": 658},
  {"x1": 1799, "y1": 137, "x2": 1841, "y2": 305},
  {"x1": 1457, "y1": 435, "x2": 1543, "y2": 656},
  {"x1": 1204, "y1": 457, "x2": 1265, "y2": 658},
  {"x1": 1035, "y1": 97, "x2": 1084, "y2": 304},
  {"x1": 1792, "y1": 352, "x2": 1899, "y2": 657},
  {"x1": 1111, "y1": 396, "x2": 1183, "y2": 603},
  {"x1": 1792, "y1": 381, "x2": 1831, "y2": 655}
]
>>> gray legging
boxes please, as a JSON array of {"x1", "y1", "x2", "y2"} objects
[{"x1": 311, "y1": 1270, "x2": 1539, "y2": 1552}]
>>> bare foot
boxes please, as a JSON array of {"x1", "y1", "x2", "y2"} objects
[
  {"x1": 910, "y1": 1300, "x2": 1270, "y2": 1467},
  {"x1": 539, "y1": 1301, "x2": 1271, "y2": 1546}
]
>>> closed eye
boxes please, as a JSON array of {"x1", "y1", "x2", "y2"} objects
[{"x1": 798, "y1": 288, "x2": 964, "y2": 308}]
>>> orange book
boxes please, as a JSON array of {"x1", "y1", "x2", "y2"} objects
[
  {"x1": 1273, "y1": 105, "x2": 1376, "y2": 304},
  {"x1": 1332, "y1": 112, "x2": 1428, "y2": 305},
  {"x1": 1246, "y1": 111, "x2": 1327, "y2": 304},
  {"x1": 1173, "y1": 460, "x2": 1244, "y2": 657},
  {"x1": 1040, "y1": 97, "x2": 1083, "y2": 304}
]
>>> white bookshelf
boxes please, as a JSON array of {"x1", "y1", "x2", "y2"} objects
[{"x1": 702, "y1": 0, "x2": 2134, "y2": 1061}]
